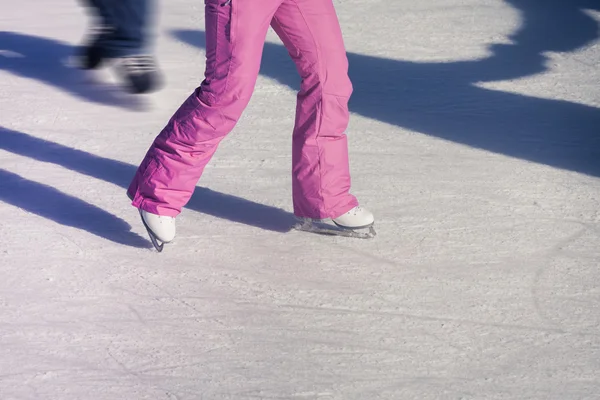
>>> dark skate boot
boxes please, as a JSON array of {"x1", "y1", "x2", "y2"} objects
[{"x1": 116, "y1": 55, "x2": 162, "y2": 94}]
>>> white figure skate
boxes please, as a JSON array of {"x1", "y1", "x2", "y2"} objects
[
  {"x1": 139, "y1": 209, "x2": 176, "y2": 252},
  {"x1": 295, "y1": 206, "x2": 376, "y2": 239}
]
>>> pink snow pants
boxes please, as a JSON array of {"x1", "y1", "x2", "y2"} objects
[{"x1": 127, "y1": 0, "x2": 358, "y2": 219}]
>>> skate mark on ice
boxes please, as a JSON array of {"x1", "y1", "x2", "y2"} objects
[
  {"x1": 271, "y1": 303, "x2": 577, "y2": 336},
  {"x1": 530, "y1": 223, "x2": 600, "y2": 336},
  {"x1": 173, "y1": 0, "x2": 600, "y2": 177}
]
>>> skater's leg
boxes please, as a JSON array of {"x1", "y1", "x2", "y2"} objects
[
  {"x1": 128, "y1": 0, "x2": 283, "y2": 216},
  {"x1": 78, "y1": 0, "x2": 161, "y2": 93},
  {"x1": 83, "y1": 0, "x2": 116, "y2": 28},
  {"x1": 81, "y1": 0, "x2": 154, "y2": 58},
  {"x1": 106, "y1": 0, "x2": 155, "y2": 58},
  {"x1": 271, "y1": 0, "x2": 359, "y2": 220},
  {"x1": 77, "y1": 0, "x2": 116, "y2": 69}
]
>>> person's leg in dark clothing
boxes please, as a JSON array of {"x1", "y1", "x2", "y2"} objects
[{"x1": 78, "y1": 0, "x2": 162, "y2": 93}]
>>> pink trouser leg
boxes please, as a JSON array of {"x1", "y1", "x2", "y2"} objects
[
  {"x1": 128, "y1": 0, "x2": 282, "y2": 216},
  {"x1": 271, "y1": 0, "x2": 358, "y2": 219}
]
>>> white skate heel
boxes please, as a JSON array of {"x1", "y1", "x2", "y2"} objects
[
  {"x1": 139, "y1": 209, "x2": 176, "y2": 252},
  {"x1": 294, "y1": 205, "x2": 376, "y2": 239}
]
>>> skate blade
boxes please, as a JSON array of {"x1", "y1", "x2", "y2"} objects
[
  {"x1": 145, "y1": 227, "x2": 164, "y2": 252},
  {"x1": 138, "y1": 210, "x2": 164, "y2": 252},
  {"x1": 294, "y1": 219, "x2": 376, "y2": 239}
]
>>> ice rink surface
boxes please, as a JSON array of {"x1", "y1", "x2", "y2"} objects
[{"x1": 1, "y1": 1, "x2": 599, "y2": 398}]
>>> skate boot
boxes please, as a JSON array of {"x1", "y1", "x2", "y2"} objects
[
  {"x1": 74, "y1": 25, "x2": 113, "y2": 70},
  {"x1": 139, "y1": 210, "x2": 176, "y2": 252},
  {"x1": 117, "y1": 55, "x2": 162, "y2": 94},
  {"x1": 295, "y1": 205, "x2": 376, "y2": 239},
  {"x1": 77, "y1": 41, "x2": 107, "y2": 70},
  {"x1": 332, "y1": 206, "x2": 374, "y2": 229}
]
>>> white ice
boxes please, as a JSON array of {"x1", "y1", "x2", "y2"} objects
[{"x1": 1, "y1": 0, "x2": 599, "y2": 399}]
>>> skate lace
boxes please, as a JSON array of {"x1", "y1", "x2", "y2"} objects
[{"x1": 122, "y1": 55, "x2": 155, "y2": 75}]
